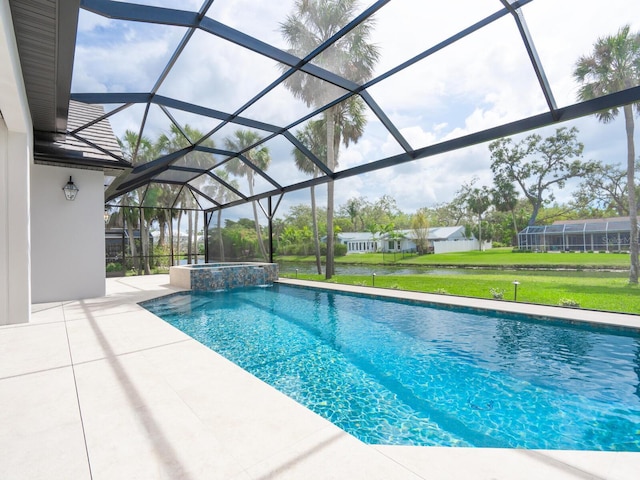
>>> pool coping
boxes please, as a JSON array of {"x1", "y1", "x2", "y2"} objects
[
  {"x1": 5, "y1": 274, "x2": 639, "y2": 479},
  {"x1": 277, "y1": 278, "x2": 640, "y2": 332}
]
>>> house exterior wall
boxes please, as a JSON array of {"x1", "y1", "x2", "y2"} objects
[
  {"x1": 0, "y1": 120, "x2": 31, "y2": 325},
  {"x1": 345, "y1": 240, "x2": 379, "y2": 253},
  {"x1": 0, "y1": 1, "x2": 32, "y2": 325},
  {"x1": 30, "y1": 165, "x2": 105, "y2": 302},
  {"x1": 337, "y1": 228, "x2": 486, "y2": 255}
]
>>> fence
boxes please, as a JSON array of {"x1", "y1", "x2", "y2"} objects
[
  {"x1": 105, "y1": 253, "x2": 206, "y2": 277},
  {"x1": 433, "y1": 239, "x2": 491, "y2": 254}
]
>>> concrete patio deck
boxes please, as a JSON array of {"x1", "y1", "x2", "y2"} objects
[{"x1": 1, "y1": 274, "x2": 639, "y2": 479}]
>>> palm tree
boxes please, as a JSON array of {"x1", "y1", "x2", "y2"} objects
[
  {"x1": 224, "y1": 129, "x2": 272, "y2": 260},
  {"x1": 280, "y1": 0, "x2": 379, "y2": 278},
  {"x1": 118, "y1": 130, "x2": 154, "y2": 274},
  {"x1": 157, "y1": 124, "x2": 213, "y2": 264},
  {"x1": 204, "y1": 169, "x2": 239, "y2": 261},
  {"x1": 157, "y1": 125, "x2": 192, "y2": 264},
  {"x1": 465, "y1": 186, "x2": 492, "y2": 251},
  {"x1": 154, "y1": 185, "x2": 181, "y2": 266},
  {"x1": 574, "y1": 24, "x2": 640, "y2": 283},
  {"x1": 293, "y1": 120, "x2": 326, "y2": 274}
]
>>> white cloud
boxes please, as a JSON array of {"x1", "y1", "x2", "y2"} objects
[{"x1": 400, "y1": 126, "x2": 438, "y2": 150}]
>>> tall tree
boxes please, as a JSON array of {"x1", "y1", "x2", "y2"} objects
[
  {"x1": 341, "y1": 196, "x2": 366, "y2": 231},
  {"x1": 574, "y1": 25, "x2": 640, "y2": 283},
  {"x1": 118, "y1": 130, "x2": 154, "y2": 273},
  {"x1": 280, "y1": 0, "x2": 379, "y2": 278},
  {"x1": 364, "y1": 195, "x2": 400, "y2": 229},
  {"x1": 492, "y1": 178, "x2": 521, "y2": 246},
  {"x1": 431, "y1": 198, "x2": 468, "y2": 227},
  {"x1": 205, "y1": 169, "x2": 239, "y2": 261},
  {"x1": 156, "y1": 124, "x2": 213, "y2": 264},
  {"x1": 573, "y1": 161, "x2": 637, "y2": 216},
  {"x1": 490, "y1": 127, "x2": 597, "y2": 227},
  {"x1": 459, "y1": 181, "x2": 492, "y2": 250},
  {"x1": 154, "y1": 184, "x2": 183, "y2": 265},
  {"x1": 293, "y1": 120, "x2": 327, "y2": 274},
  {"x1": 224, "y1": 129, "x2": 271, "y2": 260},
  {"x1": 411, "y1": 209, "x2": 431, "y2": 254}
]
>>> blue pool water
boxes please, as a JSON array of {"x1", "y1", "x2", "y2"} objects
[{"x1": 142, "y1": 284, "x2": 640, "y2": 451}]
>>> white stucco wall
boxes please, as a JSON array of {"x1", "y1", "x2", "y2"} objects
[
  {"x1": 30, "y1": 165, "x2": 105, "y2": 302},
  {"x1": 0, "y1": 0, "x2": 32, "y2": 325}
]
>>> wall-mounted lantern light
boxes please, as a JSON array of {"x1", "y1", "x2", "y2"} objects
[
  {"x1": 62, "y1": 176, "x2": 79, "y2": 201},
  {"x1": 104, "y1": 209, "x2": 110, "y2": 224}
]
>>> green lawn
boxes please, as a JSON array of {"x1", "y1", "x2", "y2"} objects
[
  {"x1": 277, "y1": 249, "x2": 640, "y2": 315},
  {"x1": 282, "y1": 270, "x2": 640, "y2": 315},
  {"x1": 278, "y1": 247, "x2": 630, "y2": 268}
]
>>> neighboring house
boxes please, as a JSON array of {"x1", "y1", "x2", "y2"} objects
[
  {"x1": 336, "y1": 232, "x2": 381, "y2": 254},
  {"x1": 336, "y1": 226, "x2": 488, "y2": 254},
  {"x1": 517, "y1": 217, "x2": 635, "y2": 252}
]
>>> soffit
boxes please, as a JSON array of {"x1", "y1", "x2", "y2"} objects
[{"x1": 9, "y1": 0, "x2": 79, "y2": 139}]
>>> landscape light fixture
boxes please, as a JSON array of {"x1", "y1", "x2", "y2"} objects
[
  {"x1": 512, "y1": 280, "x2": 521, "y2": 302},
  {"x1": 62, "y1": 176, "x2": 79, "y2": 201},
  {"x1": 372, "y1": 272, "x2": 376, "y2": 287}
]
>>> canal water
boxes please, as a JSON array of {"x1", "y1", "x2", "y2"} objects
[{"x1": 277, "y1": 261, "x2": 469, "y2": 277}]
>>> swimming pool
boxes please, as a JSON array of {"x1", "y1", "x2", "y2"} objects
[{"x1": 142, "y1": 284, "x2": 640, "y2": 451}]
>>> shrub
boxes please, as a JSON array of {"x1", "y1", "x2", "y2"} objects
[
  {"x1": 558, "y1": 298, "x2": 580, "y2": 308},
  {"x1": 152, "y1": 245, "x2": 170, "y2": 268},
  {"x1": 290, "y1": 244, "x2": 310, "y2": 256},
  {"x1": 489, "y1": 287, "x2": 505, "y2": 300},
  {"x1": 434, "y1": 288, "x2": 448, "y2": 295},
  {"x1": 106, "y1": 262, "x2": 123, "y2": 272},
  {"x1": 320, "y1": 242, "x2": 348, "y2": 257}
]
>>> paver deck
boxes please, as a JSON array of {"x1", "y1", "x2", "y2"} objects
[{"x1": 1, "y1": 275, "x2": 638, "y2": 479}]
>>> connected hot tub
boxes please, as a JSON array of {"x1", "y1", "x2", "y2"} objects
[{"x1": 169, "y1": 262, "x2": 278, "y2": 291}]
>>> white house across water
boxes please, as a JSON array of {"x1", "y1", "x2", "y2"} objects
[{"x1": 337, "y1": 226, "x2": 491, "y2": 255}]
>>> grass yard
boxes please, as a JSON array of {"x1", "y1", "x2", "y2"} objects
[
  {"x1": 286, "y1": 270, "x2": 640, "y2": 315},
  {"x1": 278, "y1": 249, "x2": 640, "y2": 315},
  {"x1": 278, "y1": 248, "x2": 630, "y2": 269}
]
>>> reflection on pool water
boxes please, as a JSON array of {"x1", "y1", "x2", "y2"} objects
[{"x1": 142, "y1": 284, "x2": 640, "y2": 451}]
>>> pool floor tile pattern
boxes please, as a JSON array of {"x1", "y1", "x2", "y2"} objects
[{"x1": 1, "y1": 274, "x2": 639, "y2": 479}]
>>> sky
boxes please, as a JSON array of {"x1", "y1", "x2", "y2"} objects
[{"x1": 72, "y1": 0, "x2": 640, "y2": 221}]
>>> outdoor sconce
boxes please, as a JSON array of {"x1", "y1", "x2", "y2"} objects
[
  {"x1": 62, "y1": 176, "x2": 79, "y2": 201},
  {"x1": 104, "y1": 209, "x2": 110, "y2": 224}
]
